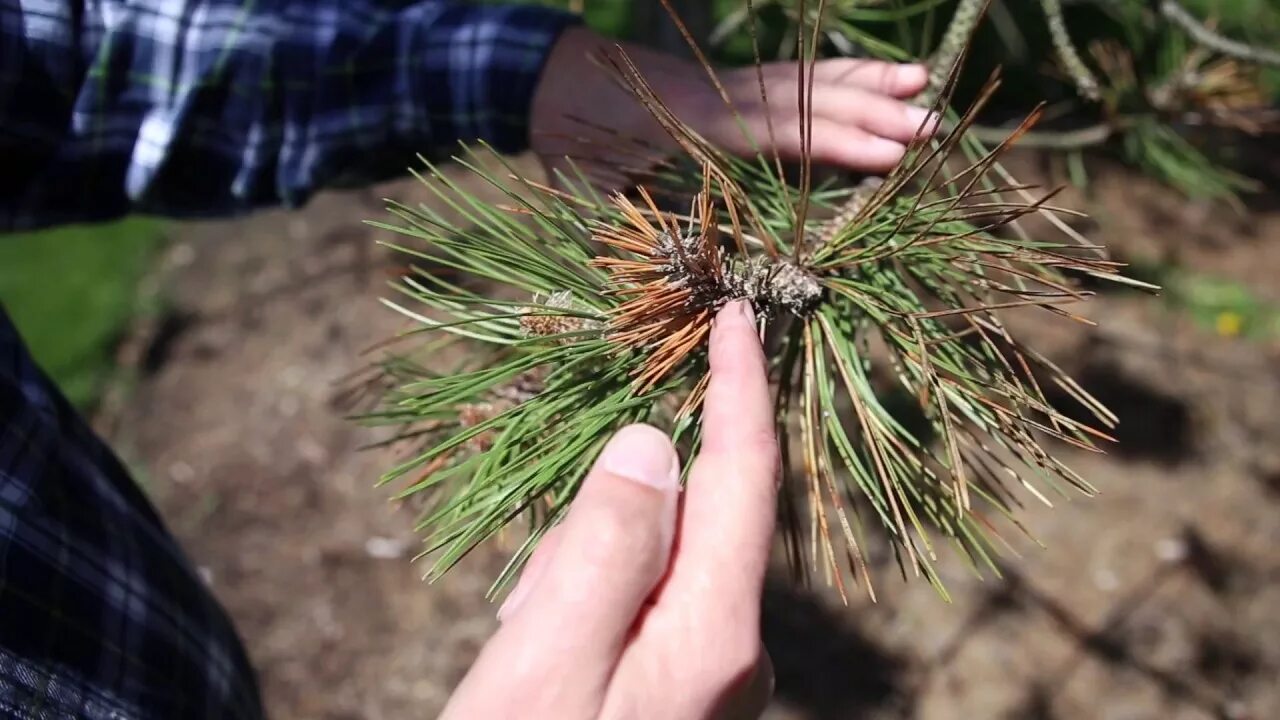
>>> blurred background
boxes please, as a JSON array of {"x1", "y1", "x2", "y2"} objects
[{"x1": 2, "y1": 1, "x2": 1278, "y2": 718}]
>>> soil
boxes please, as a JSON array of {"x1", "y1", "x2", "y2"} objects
[{"x1": 95, "y1": 152, "x2": 1280, "y2": 720}]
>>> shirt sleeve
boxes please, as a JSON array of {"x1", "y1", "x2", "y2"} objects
[{"x1": 0, "y1": 1, "x2": 580, "y2": 231}]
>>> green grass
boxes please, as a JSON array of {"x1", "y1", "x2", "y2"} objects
[
  {"x1": 1126, "y1": 260, "x2": 1280, "y2": 341},
  {"x1": 0, "y1": 219, "x2": 165, "y2": 409},
  {"x1": 1165, "y1": 270, "x2": 1280, "y2": 341}
]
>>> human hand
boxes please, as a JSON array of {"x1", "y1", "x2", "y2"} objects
[
  {"x1": 531, "y1": 26, "x2": 934, "y2": 183},
  {"x1": 439, "y1": 300, "x2": 779, "y2": 720}
]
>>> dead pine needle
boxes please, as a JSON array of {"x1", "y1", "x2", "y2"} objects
[{"x1": 360, "y1": 1, "x2": 1152, "y2": 603}]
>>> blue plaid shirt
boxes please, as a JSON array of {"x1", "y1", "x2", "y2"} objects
[
  {"x1": 0, "y1": 1, "x2": 577, "y2": 717},
  {"x1": 1, "y1": 0, "x2": 578, "y2": 230}
]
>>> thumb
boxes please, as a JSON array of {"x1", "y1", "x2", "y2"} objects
[
  {"x1": 498, "y1": 423, "x2": 680, "y2": 661},
  {"x1": 444, "y1": 425, "x2": 681, "y2": 719}
]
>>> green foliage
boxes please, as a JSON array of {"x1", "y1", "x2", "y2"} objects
[
  {"x1": 0, "y1": 219, "x2": 164, "y2": 408},
  {"x1": 363, "y1": 41, "x2": 1143, "y2": 598},
  {"x1": 366, "y1": 0, "x2": 1280, "y2": 604},
  {"x1": 365, "y1": 150, "x2": 672, "y2": 589},
  {"x1": 1132, "y1": 262, "x2": 1280, "y2": 340},
  {"x1": 1180, "y1": 0, "x2": 1280, "y2": 40}
]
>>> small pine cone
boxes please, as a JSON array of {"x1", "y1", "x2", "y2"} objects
[
  {"x1": 458, "y1": 402, "x2": 495, "y2": 428},
  {"x1": 458, "y1": 367, "x2": 549, "y2": 453},
  {"x1": 459, "y1": 401, "x2": 504, "y2": 452},
  {"x1": 519, "y1": 290, "x2": 601, "y2": 343},
  {"x1": 519, "y1": 313, "x2": 591, "y2": 339}
]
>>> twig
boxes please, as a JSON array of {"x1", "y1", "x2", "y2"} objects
[
  {"x1": 809, "y1": 176, "x2": 884, "y2": 250},
  {"x1": 966, "y1": 121, "x2": 1116, "y2": 150},
  {"x1": 924, "y1": 0, "x2": 989, "y2": 104},
  {"x1": 1041, "y1": 0, "x2": 1101, "y2": 101},
  {"x1": 1158, "y1": 0, "x2": 1280, "y2": 67}
]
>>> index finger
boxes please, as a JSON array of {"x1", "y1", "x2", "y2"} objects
[{"x1": 672, "y1": 300, "x2": 780, "y2": 603}]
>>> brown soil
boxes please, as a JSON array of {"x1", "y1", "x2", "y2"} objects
[{"x1": 98, "y1": 153, "x2": 1280, "y2": 720}]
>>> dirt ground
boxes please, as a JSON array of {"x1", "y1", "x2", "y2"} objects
[{"x1": 95, "y1": 152, "x2": 1280, "y2": 720}]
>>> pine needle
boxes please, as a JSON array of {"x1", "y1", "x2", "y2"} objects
[{"x1": 359, "y1": 1, "x2": 1151, "y2": 601}]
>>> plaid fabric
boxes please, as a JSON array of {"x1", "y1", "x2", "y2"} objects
[
  {"x1": 0, "y1": 307, "x2": 262, "y2": 719},
  {"x1": 0, "y1": 2, "x2": 579, "y2": 717},
  {"x1": 1, "y1": 0, "x2": 579, "y2": 230}
]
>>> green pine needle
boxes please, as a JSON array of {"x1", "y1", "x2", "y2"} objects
[{"x1": 358, "y1": 8, "x2": 1148, "y2": 601}]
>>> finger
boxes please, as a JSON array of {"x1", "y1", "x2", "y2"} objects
[
  {"x1": 496, "y1": 525, "x2": 564, "y2": 622},
  {"x1": 711, "y1": 650, "x2": 774, "y2": 720},
  {"x1": 812, "y1": 87, "x2": 937, "y2": 144},
  {"x1": 812, "y1": 59, "x2": 928, "y2": 97},
  {"x1": 808, "y1": 119, "x2": 907, "y2": 173},
  {"x1": 701, "y1": 302, "x2": 773, "y2": 458},
  {"x1": 501, "y1": 424, "x2": 681, "y2": 664},
  {"x1": 726, "y1": 114, "x2": 907, "y2": 172},
  {"x1": 675, "y1": 300, "x2": 779, "y2": 607}
]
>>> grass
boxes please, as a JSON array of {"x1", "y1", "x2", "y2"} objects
[
  {"x1": 1124, "y1": 259, "x2": 1280, "y2": 341},
  {"x1": 1164, "y1": 270, "x2": 1280, "y2": 341},
  {"x1": 0, "y1": 219, "x2": 166, "y2": 409}
]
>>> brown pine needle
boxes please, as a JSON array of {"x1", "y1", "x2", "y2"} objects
[{"x1": 364, "y1": 0, "x2": 1153, "y2": 604}]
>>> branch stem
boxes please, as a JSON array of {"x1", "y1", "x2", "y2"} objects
[
  {"x1": 1159, "y1": 0, "x2": 1280, "y2": 67},
  {"x1": 965, "y1": 121, "x2": 1115, "y2": 150},
  {"x1": 1041, "y1": 0, "x2": 1101, "y2": 100}
]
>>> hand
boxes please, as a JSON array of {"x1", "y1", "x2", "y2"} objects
[
  {"x1": 530, "y1": 27, "x2": 934, "y2": 183},
  {"x1": 440, "y1": 300, "x2": 780, "y2": 720}
]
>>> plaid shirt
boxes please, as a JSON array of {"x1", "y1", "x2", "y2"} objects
[
  {"x1": 1, "y1": 0, "x2": 578, "y2": 230},
  {"x1": 0, "y1": 307, "x2": 262, "y2": 718},
  {"x1": 0, "y1": 1, "x2": 577, "y2": 717}
]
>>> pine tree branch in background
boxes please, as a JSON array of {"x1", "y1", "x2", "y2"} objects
[
  {"x1": 1158, "y1": 0, "x2": 1280, "y2": 67},
  {"x1": 1041, "y1": 0, "x2": 1101, "y2": 100},
  {"x1": 924, "y1": 0, "x2": 989, "y2": 103},
  {"x1": 968, "y1": 121, "x2": 1115, "y2": 149}
]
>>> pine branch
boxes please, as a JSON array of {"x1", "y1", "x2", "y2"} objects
[
  {"x1": 966, "y1": 121, "x2": 1115, "y2": 150},
  {"x1": 923, "y1": 0, "x2": 989, "y2": 104},
  {"x1": 1041, "y1": 0, "x2": 1102, "y2": 100},
  {"x1": 361, "y1": 3, "x2": 1153, "y2": 601},
  {"x1": 1158, "y1": 0, "x2": 1280, "y2": 67}
]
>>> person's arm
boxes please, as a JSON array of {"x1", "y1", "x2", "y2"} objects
[{"x1": 0, "y1": 0, "x2": 578, "y2": 231}]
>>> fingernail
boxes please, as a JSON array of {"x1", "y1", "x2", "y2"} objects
[
  {"x1": 717, "y1": 299, "x2": 754, "y2": 328},
  {"x1": 599, "y1": 425, "x2": 680, "y2": 554},
  {"x1": 597, "y1": 424, "x2": 679, "y2": 492},
  {"x1": 867, "y1": 136, "x2": 908, "y2": 162},
  {"x1": 898, "y1": 63, "x2": 928, "y2": 86},
  {"x1": 712, "y1": 300, "x2": 753, "y2": 345}
]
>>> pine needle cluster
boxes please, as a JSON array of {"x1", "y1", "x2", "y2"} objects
[{"x1": 361, "y1": 2, "x2": 1151, "y2": 601}]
